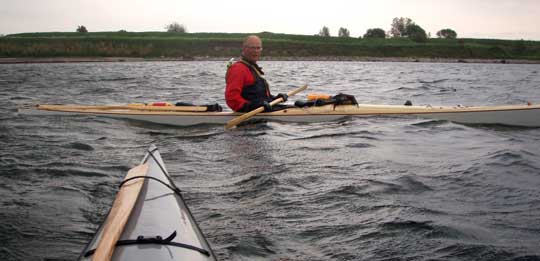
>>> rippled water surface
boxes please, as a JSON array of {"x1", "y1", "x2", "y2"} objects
[{"x1": 1, "y1": 61, "x2": 540, "y2": 261}]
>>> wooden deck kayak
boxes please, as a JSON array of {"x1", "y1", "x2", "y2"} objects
[
  {"x1": 22, "y1": 103, "x2": 540, "y2": 127},
  {"x1": 79, "y1": 145, "x2": 216, "y2": 261}
]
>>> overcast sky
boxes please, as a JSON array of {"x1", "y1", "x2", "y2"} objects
[{"x1": 1, "y1": 0, "x2": 539, "y2": 40}]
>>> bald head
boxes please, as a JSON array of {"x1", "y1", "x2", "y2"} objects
[
  {"x1": 243, "y1": 35, "x2": 261, "y2": 47},
  {"x1": 242, "y1": 35, "x2": 263, "y2": 63}
]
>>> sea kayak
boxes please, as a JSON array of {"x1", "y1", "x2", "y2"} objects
[
  {"x1": 22, "y1": 102, "x2": 540, "y2": 127},
  {"x1": 79, "y1": 145, "x2": 216, "y2": 261}
]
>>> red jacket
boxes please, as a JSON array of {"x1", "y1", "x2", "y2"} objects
[
  {"x1": 225, "y1": 62, "x2": 252, "y2": 111},
  {"x1": 225, "y1": 61, "x2": 272, "y2": 111}
]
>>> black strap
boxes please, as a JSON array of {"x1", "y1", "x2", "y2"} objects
[
  {"x1": 331, "y1": 93, "x2": 359, "y2": 105},
  {"x1": 174, "y1": 102, "x2": 223, "y2": 112},
  {"x1": 126, "y1": 147, "x2": 183, "y2": 198},
  {"x1": 294, "y1": 93, "x2": 359, "y2": 108},
  {"x1": 119, "y1": 175, "x2": 182, "y2": 195},
  {"x1": 83, "y1": 231, "x2": 211, "y2": 257},
  {"x1": 143, "y1": 147, "x2": 176, "y2": 187},
  {"x1": 204, "y1": 103, "x2": 223, "y2": 112}
]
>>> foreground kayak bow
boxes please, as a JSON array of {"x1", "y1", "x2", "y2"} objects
[{"x1": 79, "y1": 145, "x2": 216, "y2": 261}]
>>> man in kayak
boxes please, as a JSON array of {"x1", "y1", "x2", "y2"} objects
[{"x1": 225, "y1": 35, "x2": 288, "y2": 112}]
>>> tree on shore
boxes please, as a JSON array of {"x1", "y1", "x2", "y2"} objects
[
  {"x1": 338, "y1": 27, "x2": 350, "y2": 38},
  {"x1": 406, "y1": 24, "x2": 428, "y2": 42},
  {"x1": 389, "y1": 17, "x2": 427, "y2": 42},
  {"x1": 318, "y1": 26, "x2": 330, "y2": 37},
  {"x1": 165, "y1": 22, "x2": 187, "y2": 33},
  {"x1": 363, "y1": 28, "x2": 386, "y2": 38},
  {"x1": 390, "y1": 17, "x2": 413, "y2": 38},
  {"x1": 76, "y1": 25, "x2": 88, "y2": 33},
  {"x1": 436, "y1": 29, "x2": 457, "y2": 39}
]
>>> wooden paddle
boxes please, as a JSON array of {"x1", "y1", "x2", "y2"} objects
[
  {"x1": 38, "y1": 104, "x2": 209, "y2": 112},
  {"x1": 225, "y1": 84, "x2": 308, "y2": 129},
  {"x1": 92, "y1": 163, "x2": 149, "y2": 261}
]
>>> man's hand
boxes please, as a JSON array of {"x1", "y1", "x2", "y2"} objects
[
  {"x1": 275, "y1": 93, "x2": 288, "y2": 102},
  {"x1": 262, "y1": 101, "x2": 272, "y2": 112}
]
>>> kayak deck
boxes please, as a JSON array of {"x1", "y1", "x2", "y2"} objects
[
  {"x1": 79, "y1": 145, "x2": 216, "y2": 260},
  {"x1": 22, "y1": 103, "x2": 540, "y2": 127}
]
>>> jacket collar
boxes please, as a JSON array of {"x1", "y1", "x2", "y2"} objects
[{"x1": 241, "y1": 56, "x2": 264, "y2": 75}]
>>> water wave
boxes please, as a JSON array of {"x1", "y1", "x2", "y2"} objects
[{"x1": 2, "y1": 61, "x2": 540, "y2": 260}]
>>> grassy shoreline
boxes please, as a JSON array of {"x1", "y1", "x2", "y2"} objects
[{"x1": 1, "y1": 31, "x2": 539, "y2": 64}]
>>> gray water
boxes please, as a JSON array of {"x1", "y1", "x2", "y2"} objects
[{"x1": 1, "y1": 61, "x2": 540, "y2": 261}]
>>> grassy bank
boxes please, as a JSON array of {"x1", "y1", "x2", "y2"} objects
[{"x1": 1, "y1": 31, "x2": 540, "y2": 61}]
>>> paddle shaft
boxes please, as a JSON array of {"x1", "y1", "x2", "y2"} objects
[
  {"x1": 225, "y1": 84, "x2": 308, "y2": 129},
  {"x1": 38, "y1": 104, "x2": 208, "y2": 112},
  {"x1": 92, "y1": 163, "x2": 148, "y2": 261}
]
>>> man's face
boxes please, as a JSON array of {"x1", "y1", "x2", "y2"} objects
[{"x1": 243, "y1": 38, "x2": 263, "y2": 62}]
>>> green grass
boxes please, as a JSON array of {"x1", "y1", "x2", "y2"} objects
[{"x1": 1, "y1": 31, "x2": 539, "y2": 60}]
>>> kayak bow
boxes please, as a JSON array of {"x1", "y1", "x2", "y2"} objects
[{"x1": 79, "y1": 145, "x2": 216, "y2": 261}]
